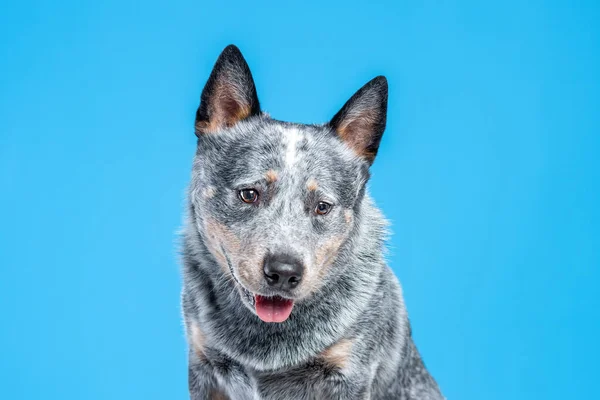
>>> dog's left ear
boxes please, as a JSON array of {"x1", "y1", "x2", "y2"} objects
[
  {"x1": 329, "y1": 76, "x2": 388, "y2": 164},
  {"x1": 195, "y1": 45, "x2": 261, "y2": 135}
]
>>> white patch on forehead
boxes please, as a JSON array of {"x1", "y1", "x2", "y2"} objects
[{"x1": 282, "y1": 127, "x2": 304, "y2": 167}]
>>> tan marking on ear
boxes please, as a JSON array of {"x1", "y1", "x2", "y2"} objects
[
  {"x1": 220, "y1": 102, "x2": 252, "y2": 130},
  {"x1": 190, "y1": 322, "x2": 206, "y2": 361},
  {"x1": 214, "y1": 81, "x2": 252, "y2": 128},
  {"x1": 320, "y1": 339, "x2": 354, "y2": 369},
  {"x1": 195, "y1": 119, "x2": 218, "y2": 134},
  {"x1": 196, "y1": 85, "x2": 253, "y2": 135},
  {"x1": 307, "y1": 178, "x2": 319, "y2": 191},
  {"x1": 336, "y1": 109, "x2": 379, "y2": 161},
  {"x1": 203, "y1": 186, "x2": 216, "y2": 199},
  {"x1": 233, "y1": 103, "x2": 252, "y2": 121},
  {"x1": 265, "y1": 169, "x2": 278, "y2": 183}
]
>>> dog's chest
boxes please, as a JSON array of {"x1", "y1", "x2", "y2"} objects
[{"x1": 208, "y1": 338, "x2": 358, "y2": 399}]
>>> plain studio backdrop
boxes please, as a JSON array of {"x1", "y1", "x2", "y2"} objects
[{"x1": 1, "y1": 1, "x2": 598, "y2": 399}]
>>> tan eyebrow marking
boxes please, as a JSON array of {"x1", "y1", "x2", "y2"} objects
[
  {"x1": 265, "y1": 169, "x2": 278, "y2": 183},
  {"x1": 307, "y1": 178, "x2": 319, "y2": 191}
]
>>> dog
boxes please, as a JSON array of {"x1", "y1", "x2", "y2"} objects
[{"x1": 181, "y1": 45, "x2": 444, "y2": 400}]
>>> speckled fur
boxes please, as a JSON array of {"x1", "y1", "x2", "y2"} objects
[{"x1": 181, "y1": 45, "x2": 444, "y2": 400}]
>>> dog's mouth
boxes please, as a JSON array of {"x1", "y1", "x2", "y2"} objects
[
  {"x1": 254, "y1": 295, "x2": 295, "y2": 323},
  {"x1": 222, "y1": 246, "x2": 295, "y2": 323},
  {"x1": 238, "y1": 287, "x2": 295, "y2": 323}
]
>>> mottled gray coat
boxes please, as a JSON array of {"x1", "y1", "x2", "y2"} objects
[{"x1": 181, "y1": 45, "x2": 444, "y2": 400}]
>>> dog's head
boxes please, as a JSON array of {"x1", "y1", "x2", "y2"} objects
[{"x1": 189, "y1": 45, "x2": 387, "y2": 323}]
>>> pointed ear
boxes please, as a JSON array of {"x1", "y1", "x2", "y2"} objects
[
  {"x1": 329, "y1": 76, "x2": 388, "y2": 163},
  {"x1": 195, "y1": 45, "x2": 261, "y2": 135}
]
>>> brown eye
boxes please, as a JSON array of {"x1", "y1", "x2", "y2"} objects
[
  {"x1": 315, "y1": 201, "x2": 332, "y2": 215},
  {"x1": 239, "y1": 189, "x2": 259, "y2": 203}
]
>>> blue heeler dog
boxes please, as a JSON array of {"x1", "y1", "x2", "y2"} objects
[{"x1": 181, "y1": 45, "x2": 444, "y2": 399}]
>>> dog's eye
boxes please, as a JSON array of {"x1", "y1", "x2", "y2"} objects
[
  {"x1": 315, "y1": 201, "x2": 332, "y2": 215},
  {"x1": 239, "y1": 189, "x2": 259, "y2": 204}
]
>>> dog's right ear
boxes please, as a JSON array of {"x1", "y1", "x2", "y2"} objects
[
  {"x1": 329, "y1": 76, "x2": 388, "y2": 164},
  {"x1": 195, "y1": 45, "x2": 261, "y2": 136}
]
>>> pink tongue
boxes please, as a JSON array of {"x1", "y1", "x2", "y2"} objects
[{"x1": 255, "y1": 295, "x2": 294, "y2": 323}]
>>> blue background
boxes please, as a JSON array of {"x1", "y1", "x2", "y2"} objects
[{"x1": 1, "y1": 1, "x2": 598, "y2": 399}]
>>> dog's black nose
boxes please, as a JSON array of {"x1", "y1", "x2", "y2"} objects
[{"x1": 263, "y1": 253, "x2": 304, "y2": 290}]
